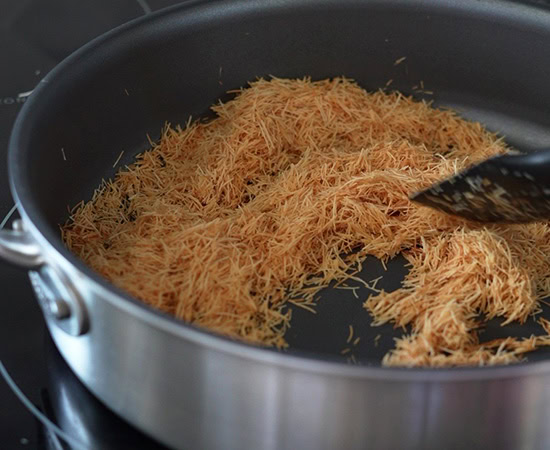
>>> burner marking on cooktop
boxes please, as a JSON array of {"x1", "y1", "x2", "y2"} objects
[
  {"x1": 0, "y1": 95, "x2": 27, "y2": 106},
  {"x1": 0, "y1": 204, "x2": 18, "y2": 229}
]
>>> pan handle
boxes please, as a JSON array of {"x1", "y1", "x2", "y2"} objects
[
  {"x1": 0, "y1": 218, "x2": 88, "y2": 335},
  {"x1": 0, "y1": 219, "x2": 44, "y2": 268}
]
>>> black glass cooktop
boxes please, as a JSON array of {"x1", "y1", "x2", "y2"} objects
[
  {"x1": 5, "y1": 1, "x2": 550, "y2": 449},
  {"x1": 0, "y1": 1, "x2": 183, "y2": 448}
]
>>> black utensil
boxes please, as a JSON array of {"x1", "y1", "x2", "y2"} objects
[{"x1": 410, "y1": 150, "x2": 550, "y2": 223}]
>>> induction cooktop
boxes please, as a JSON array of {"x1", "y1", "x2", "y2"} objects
[{"x1": 4, "y1": 1, "x2": 550, "y2": 449}]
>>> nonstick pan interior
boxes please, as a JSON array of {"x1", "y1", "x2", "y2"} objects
[{"x1": 10, "y1": 0, "x2": 550, "y2": 366}]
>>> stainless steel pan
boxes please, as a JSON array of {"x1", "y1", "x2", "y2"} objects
[{"x1": 2, "y1": 0, "x2": 550, "y2": 448}]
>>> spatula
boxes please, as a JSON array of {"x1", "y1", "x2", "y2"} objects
[{"x1": 410, "y1": 150, "x2": 550, "y2": 223}]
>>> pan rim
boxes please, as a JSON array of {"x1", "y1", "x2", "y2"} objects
[{"x1": 8, "y1": 0, "x2": 550, "y2": 381}]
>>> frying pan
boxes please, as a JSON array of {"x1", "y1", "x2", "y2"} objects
[{"x1": 2, "y1": 0, "x2": 550, "y2": 448}]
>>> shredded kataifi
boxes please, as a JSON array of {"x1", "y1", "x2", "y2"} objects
[{"x1": 62, "y1": 78, "x2": 550, "y2": 367}]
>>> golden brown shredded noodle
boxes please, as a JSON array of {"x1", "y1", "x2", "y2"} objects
[{"x1": 62, "y1": 77, "x2": 550, "y2": 366}]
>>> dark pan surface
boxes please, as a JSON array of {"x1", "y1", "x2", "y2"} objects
[
  {"x1": 9, "y1": 0, "x2": 550, "y2": 366},
  {"x1": 286, "y1": 257, "x2": 550, "y2": 364}
]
